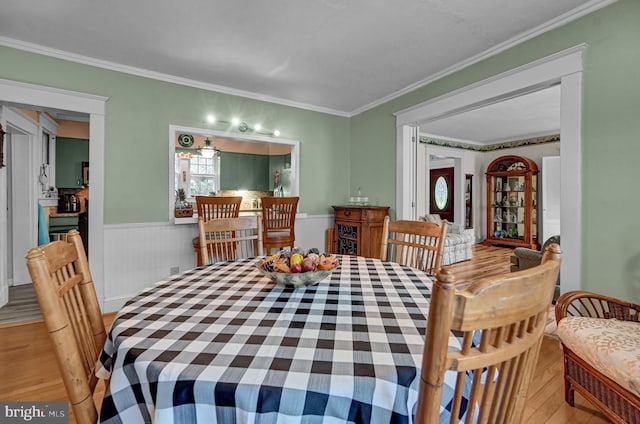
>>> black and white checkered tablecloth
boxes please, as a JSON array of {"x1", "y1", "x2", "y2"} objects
[{"x1": 97, "y1": 255, "x2": 464, "y2": 424}]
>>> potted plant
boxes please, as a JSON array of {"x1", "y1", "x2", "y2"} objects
[{"x1": 174, "y1": 189, "x2": 193, "y2": 217}]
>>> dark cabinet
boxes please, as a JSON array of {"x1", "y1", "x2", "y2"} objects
[
  {"x1": 56, "y1": 137, "x2": 89, "y2": 188},
  {"x1": 332, "y1": 205, "x2": 389, "y2": 258},
  {"x1": 219, "y1": 152, "x2": 290, "y2": 191}
]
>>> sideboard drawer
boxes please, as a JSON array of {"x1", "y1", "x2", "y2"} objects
[{"x1": 334, "y1": 208, "x2": 361, "y2": 221}]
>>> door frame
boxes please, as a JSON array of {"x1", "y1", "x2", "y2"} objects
[
  {"x1": 2, "y1": 106, "x2": 39, "y2": 287},
  {"x1": 0, "y1": 79, "x2": 108, "y2": 307},
  {"x1": 394, "y1": 44, "x2": 585, "y2": 294}
]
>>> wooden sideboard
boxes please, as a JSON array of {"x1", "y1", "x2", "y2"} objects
[{"x1": 332, "y1": 205, "x2": 389, "y2": 258}]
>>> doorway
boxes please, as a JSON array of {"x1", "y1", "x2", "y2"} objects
[
  {"x1": 0, "y1": 78, "x2": 107, "y2": 316},
  {"x1": 1, "y1": 107, "x2": 39, "y2": 289},
  {"x1": 395, "y1": 45, "x2": 584, "y2": 294},
  {"x1": 0, "y1": 106, "x2": 90, "y2": 323}
]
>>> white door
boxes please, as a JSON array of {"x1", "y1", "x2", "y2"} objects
[
  {"x1": 1, "y1": 107, "x2": 38, "y2": 293},
  {"x1": 10, "y1": 132, "x2": 35, "y2": 285},
  {"x1": 542, "y1": 156, "x2": 561, "y2": 243}
]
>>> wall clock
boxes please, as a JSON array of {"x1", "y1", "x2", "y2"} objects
[{"x1": 178, "y1": 134, "x2": 194, "y2": 147}]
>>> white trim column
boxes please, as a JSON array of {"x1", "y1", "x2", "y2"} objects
[
  {"x1": 559, "y1": 71, "x2": 582, "y2": 293},
  {"x1": 396, "y1": 125, "x2": 417, "y2": 219}
]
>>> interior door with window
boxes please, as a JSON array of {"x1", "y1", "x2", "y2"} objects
[{"x1": 430, "y1": 167, "x2": 454, "y2": 222}]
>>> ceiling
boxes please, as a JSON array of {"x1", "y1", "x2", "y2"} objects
[
  {"x1": 421, "y1": 85, "x2": 561, "y2": 145},
  {"x1": 0, "y1": 0, "x2": 610, "y2": 117}
]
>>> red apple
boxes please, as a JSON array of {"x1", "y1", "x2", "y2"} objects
[{"x1": 291, "y1": 263, "x2": 302, "y2": 273}]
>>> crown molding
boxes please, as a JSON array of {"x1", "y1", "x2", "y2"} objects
[
  {"x1": 419, "y1": 131, "x2": 485, "y2": 147},
  {"x1": 420, "y1": 133, "x2": 560, "y2": 152},
  {"x1": 0, "y1": 36, "x2": 350, "y2": 118},
  {"x1": 0, "y1": 0, "x2": 615, "y2": 118},
  {"x1": 351, "y1": 0, "x2": 617, "y2": 116}
]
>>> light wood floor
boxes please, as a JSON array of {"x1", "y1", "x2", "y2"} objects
[{"x1": 0, "y1": 244, "x2": 609, "y2": 423}]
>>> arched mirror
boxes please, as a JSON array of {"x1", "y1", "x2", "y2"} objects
[{"x1": 169, "y1": 125, "x2": 300, "y2": 223}]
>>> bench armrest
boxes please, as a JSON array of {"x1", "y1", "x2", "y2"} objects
[{"x1": 555, "y1": 290, "x2": 640, "y2": 323}]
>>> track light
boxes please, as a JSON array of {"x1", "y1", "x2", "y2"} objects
[{"x1": 204, "y1": 113, "x2": 282, "y2": 137}]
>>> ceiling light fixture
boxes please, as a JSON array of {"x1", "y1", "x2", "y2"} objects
[
  {"x1": 199, "y1": 138, "x2": 220, "y2": 159},
  {"x1": 204, "y1": 114, "x2": 281, "y2": 137}
]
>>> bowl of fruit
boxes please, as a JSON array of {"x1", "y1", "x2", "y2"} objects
[{"x1": 256, "y1": 248, "x2": 340, "y2": 288}]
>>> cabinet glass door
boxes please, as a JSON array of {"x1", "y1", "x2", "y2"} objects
[{"x1": 492, "y1": 175, "x2": 529, "y2": 240}]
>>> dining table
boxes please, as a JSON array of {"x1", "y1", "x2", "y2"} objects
[{"x1": 96, "y1": 255, "x2": 468, "y2": 423}]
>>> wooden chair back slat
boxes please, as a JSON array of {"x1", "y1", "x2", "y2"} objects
[
  {"x1": 260, "y1": 196, "x2": 299, "y2": 254},
  {"x1": 193, "y1": 196, "x2": 243, "y2": 266},
  {"x1": 195, "y1": 196, "x2": 242, "y2": 221},
  {"x1": 198, "y1": 216, "x2": 264, "y2": 265},
  {"x1": 416, "y1": 244, "x2": 561, "y2": 424},
  {"x1": 25, "y1": 230, "x2": 105, "y2": 423},
  {"x1": 380, "y1": 216, "x2": 447, "y2": 275}
]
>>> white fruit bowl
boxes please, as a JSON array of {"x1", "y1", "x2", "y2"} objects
[{"x1": 256, "y1": 261, "x2": 337, "y2": 288}]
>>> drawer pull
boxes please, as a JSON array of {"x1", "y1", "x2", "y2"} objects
[{"x1": 344, "y1": 211, "x2": 351, "y2": 216}]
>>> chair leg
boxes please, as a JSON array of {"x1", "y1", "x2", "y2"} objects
[{"x1": 565, "y1": 378, "x2": 575, "y2": 406}]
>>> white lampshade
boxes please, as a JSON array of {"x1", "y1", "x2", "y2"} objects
[
  {"x1": 200, "y1": 148, "x2": 215, "y2": 158},
  {"x1": 199, "y1": 138, "x2": 218, "y2": 158}
]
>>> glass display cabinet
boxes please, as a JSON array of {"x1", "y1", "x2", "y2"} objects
[{"x1": 485, "y1": 155, "x2": 539, "y2": 249}]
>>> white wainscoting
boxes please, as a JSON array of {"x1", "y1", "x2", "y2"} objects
[{"x1": 103, "y1": 214, "x2": 333, "y2": 312}]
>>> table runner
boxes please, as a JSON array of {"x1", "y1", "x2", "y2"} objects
[{"x1": 97, "y1": 255, "x2": 464, "y2": 423}]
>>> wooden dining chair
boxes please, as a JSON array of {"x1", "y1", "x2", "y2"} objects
[
  {"x1": 196, "y1": 195, "x2": 243, "y2": 220},
  {"x1": 380, "y1": 215, "x2": 448, "y2": 275},
  {"x1": 260, "y1": 196, "x2": 299, "y2": 254},
  {"x1": 416, "y1": 243, "x2": 561, "y2": 424},
  {"x1": 25, "y1": 229, "x2": 106, "y2": 423},
  {"x1": 199, "y1": 216, "x2": 264, "y2": 265},
  {"x1": 192, "y1": 196, "x2": 243, "y2": 265}
]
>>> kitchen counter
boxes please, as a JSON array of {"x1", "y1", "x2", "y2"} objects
[
  {"x1": 38, "y1": 198, "x2": 58, "y2": 207},
  {"x1": 49, "y1": 213, "x2": 80, "y2": 235}
]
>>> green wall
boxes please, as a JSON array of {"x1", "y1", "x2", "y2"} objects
[
  {"x1": 1, "y1": 0, "x2": 639, "y2": 301},
  {"x1": 0, "y1": 47, "x2": 350, "y2": 221},
  {"x1": 350, "y1": 0, "x2": 640, "y2": 302}
]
